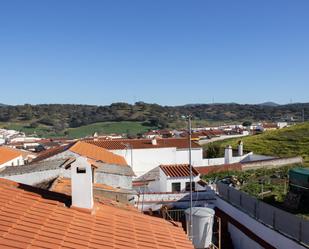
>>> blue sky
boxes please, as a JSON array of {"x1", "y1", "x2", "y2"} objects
[{"x1": 0, "y1": 0, "x2": 308, "y2": 105}]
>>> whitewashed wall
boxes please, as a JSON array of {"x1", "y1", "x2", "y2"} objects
[
  {"x1": 111, "y1": 148, "x2": 203, "y2": 177},
  {"x1": 112, "y1": 147, "x2": 204, "y2": 177},
  {"x1": 0, "y1": 155, "x2": 24, "y2": 169}
]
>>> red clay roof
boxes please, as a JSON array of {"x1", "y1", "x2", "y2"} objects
[
  {"x1": 0, "y1": 178, "x2": 193, "y2": 249},
  {"x1": 85, "y1": 138, "x2": 201, "y2": 150},
  {"x1": 33, "y1": 141, "x2": 128, "y2": 166},
  {"x1": 51, "y1": 177, "x2": 120, "y2": 196},
  {"x1": 0, "y1": 146, "x2": 23, "y2": 165},
  {"x1": 32, "y1": 144, "x2": 73, "y2": 162},
  {"x1": 160, "y1": 164, "x2": 199, "y2": 177},
  {"x1": 70, "y1": 141, "x2": 128, "y2": 166}
]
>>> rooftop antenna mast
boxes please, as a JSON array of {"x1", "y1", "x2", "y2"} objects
[{"x1": 188, "y1": 114, "x2": 193, "y2": 240}]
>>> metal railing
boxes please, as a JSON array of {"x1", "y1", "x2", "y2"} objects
[{"x1": 217, "y1": 182, "x2": 309, "y2": 247}]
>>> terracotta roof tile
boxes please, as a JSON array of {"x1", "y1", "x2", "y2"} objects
[
  {"x1": 0, "y1": 146, "x2": 23, "y2": 165},
  {"x1": 160, "y1": 164, "x2": 199, "y2": 177},
  {"x1": 0, "y1": 179, "x2": 193, "y2": 249},
  {"x1": 70, "y1": 141, "x2": 128, "y2": 166},
  {"x1": 85, "y1": 138, "x2": 201, "y2": 150}
]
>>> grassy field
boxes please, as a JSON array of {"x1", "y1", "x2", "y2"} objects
[
  {"x1": 0, "y1": 122, "x2": 63, "y2": 137},
  {"x1": 0, "y1": 121, "x2": 155, "y2": 139},
  {"x1": 66, "y1": 121, "x2": 154, "y2": 138},
  {"x1": 204, "y1": 122, "x2": 309, "y2": 165}
]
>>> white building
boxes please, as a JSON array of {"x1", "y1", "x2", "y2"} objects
[
  {"x1": 86, "y1": 138, "x2": 204, "y2": 177},
  {"x1": 134, "y1": 164, "x2": 206, "y2": 193},
  {"x1": 0, "y1": 146, "x2": 24, "y2": 169}
]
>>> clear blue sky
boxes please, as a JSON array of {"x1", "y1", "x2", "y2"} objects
[{"x1": 0, "y1": 0, "x2": 308, "y2": 106}]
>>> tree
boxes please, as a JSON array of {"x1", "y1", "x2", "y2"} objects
[
  {"x1": 242, "y1": 121, "x2": 252, "y2": 127},
  {"x1": 205, "y1": 144, "x2": 221, "y2": 158},
  {"x1": 29, "y1": 122, "x2": 39, "y2": 128}
]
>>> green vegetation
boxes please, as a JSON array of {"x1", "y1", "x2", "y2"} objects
[
  {"x1": 203, "y1": 165, "x2": 300, "y2": 208},
  {"x1": 0, "y1": 102, "x2": 308, "y2": 134},
  {"x1": 0, "y1": 121, "x2": 155, "y2": 138},
  {"x1": 203, "y1": 122, "x2": 309, "y2": 165},
  {"x1": 66, "y1": 121, "x2": 155, "y2": 138}
]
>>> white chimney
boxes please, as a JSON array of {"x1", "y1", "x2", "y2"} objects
[
  {"x1": 224, "y1": 145, "x2": 233, "y2": 164},
  {"x1": 71, "y1": 156, "x2": 93, "y2": 210},
  {"x1": 151, "y1": 137, "x2": 157, "y2": 145},
  {"x1": 238, "y1": 141, "x2": 243, "y2": 156}
]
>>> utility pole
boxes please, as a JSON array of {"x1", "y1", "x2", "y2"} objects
[{"x1": 188, "y1": 115, "x2": 193, "y2": 240}]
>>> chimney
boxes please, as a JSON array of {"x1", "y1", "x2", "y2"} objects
[
  {"x1": 224, "y1": 145, "x2": 233, "y2": 164},
  {"x1": 71, "y1": 156, "x2": 93, "y2": 210},
  {"x1": 151, "y1": 137, "x2": 157, "y2": 146},
  {"x1": 238, "y1": 140, "x2": 243, "y2": 156}
]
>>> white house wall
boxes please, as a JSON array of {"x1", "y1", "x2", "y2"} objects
[
  {"x1": 111, "y1": 147, "x2": 204, "y2": 177},
  {"x1": 166, "y1": 175, "x2": 200, "y2": 192},
  {"x1": 2, "y1": 168, "x2": 67, "y2": 185},
  {"x1": 0, "y1": 155, "x2": 24, "y2": 169},
  {"x1": 175, "y1": 149, "x2": 203, "y2": 165}
]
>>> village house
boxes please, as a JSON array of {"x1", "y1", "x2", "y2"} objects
[
  {"x1": 134, "y1": 164, "x2": 206, "y2": 193},
  {"x1": 0, "y1": 146, "x2": 25, "y2": 169},
  {"x1": 1, "y1": 141, "x2": 135, "y2": 191},
  {"x1": 85, "y1": 138, "x2": 204, "y2": 177}
]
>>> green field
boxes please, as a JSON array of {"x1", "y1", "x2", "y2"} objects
[
  {"x1": 204, "y1": 122, "x2": 309, "y2": 165},
  {"x1": 67, "y1": 121, "x2": 154, "y2": 138},
  {"x1": 0, "y1": 121, "x2": 155, "y2": 139}
]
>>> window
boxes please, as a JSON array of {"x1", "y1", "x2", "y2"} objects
[
  {"x1": 185, "y1": 182, "x2": 195, "y2": 191},
  {"x1": 76, "y1": 167, "x2": 86, "y2": 174},
  {"x1": 171, "y1": 182, "x2": 181, "y2": 192}
]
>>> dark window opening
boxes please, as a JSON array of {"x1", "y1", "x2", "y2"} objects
[
  {"x1": 76, "y1": 167, "x2": 86, "y2": 174},
  {"x1": 185, "y1": 182, "x2": 195, "y2": 191},
  {"x1": 172, "y1": 182, "x2": 181, "y2": 192}
]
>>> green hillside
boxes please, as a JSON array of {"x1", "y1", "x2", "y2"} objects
[
  {"x1": 67, "y1": 121, "x2": 154, "y2": 138},
  {"x1": 204, "y1": 122, "x2": 309, "y2": 164}
]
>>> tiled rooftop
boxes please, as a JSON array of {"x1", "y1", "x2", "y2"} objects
[
  {"x1": 160, "y1": 164, "x2": 199, "y2": 178},
  {"x1": 0, "y1": 146, "x2": 23, "y2": 165},
  {"x1": 85, "y1": 138, "x2": 201, "y2": 150},
  {"x1": 33, "y1": 141, "x2": 128, "y2": 166},
  {"x1": 70, "y1": 141, "x2": 128, "y2": 166},
  {"x1": 0, "y1": 178, "x2": 193, "y2": 249}
]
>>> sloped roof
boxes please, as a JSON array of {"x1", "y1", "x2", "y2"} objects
[
  {"x1": 0, "y1": 158, "x2": 74, "y2": 176},
  {"x1": 0, "y1": 178, "x2": 193, "y2": 249},
  {"x1": 160, "y1": 164, "x2": 199, "y2": 177},
  {"x1": 32, "y1": 143, "x2": 74, "y2": 162},
  {"x1": 0, "y1": 146, "x2": 23, "y2": 165},
  {"x1": 32, "y1": 141, "x2": 128, "y2": 166},
  {"x1": 85, "y1": 138, "x2": 201, "y2": 150},
  {"x1": 70, "y1": 141, "x2": 128, "y2": 166}
]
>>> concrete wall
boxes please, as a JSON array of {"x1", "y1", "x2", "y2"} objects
[
  {"x1": 2, "y1": 168, "x2": 66, "y2": 185},
  {"x1": 95, "y1": 172, "x2": 132, "y2": 189},
  {"x1": 166, "y1": 175, "x2": 200, "y2": 192},
  {"x1": 175, "y1": 148, "x2": 203, "y2": 165},
  {"x1": 242, "y1": 156, "x2": 303, "y2": 171},
  {"x1": 112, "y1": 147, "x2": 203, "y2": 177},
  {"x1": 228, "y1": 223, "x2": 263, "y2": 249},
  {"x1": 216, "y1": 197, "x2": 306, "y2": 249},
  {"x1": 0, "y1": 155, "x2": 24, "y2": 169},
  {"x1": 201, "y1": 153, "x2": 252, "y2": 167}
]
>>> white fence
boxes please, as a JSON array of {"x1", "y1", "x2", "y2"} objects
[{"x1": 217, "y1": 182, "x2": 309, "y2": 247}]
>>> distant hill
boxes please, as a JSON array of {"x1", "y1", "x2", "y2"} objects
[
  {"x1": 0, "y1": 102, "x2": 308, "y2": 134},
  {"x1": 258, "y1": 102, "x2": 280, "y2": 107},
  {"x1": 204, "y1": 122, "x2": 309, "y2": 165}
]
